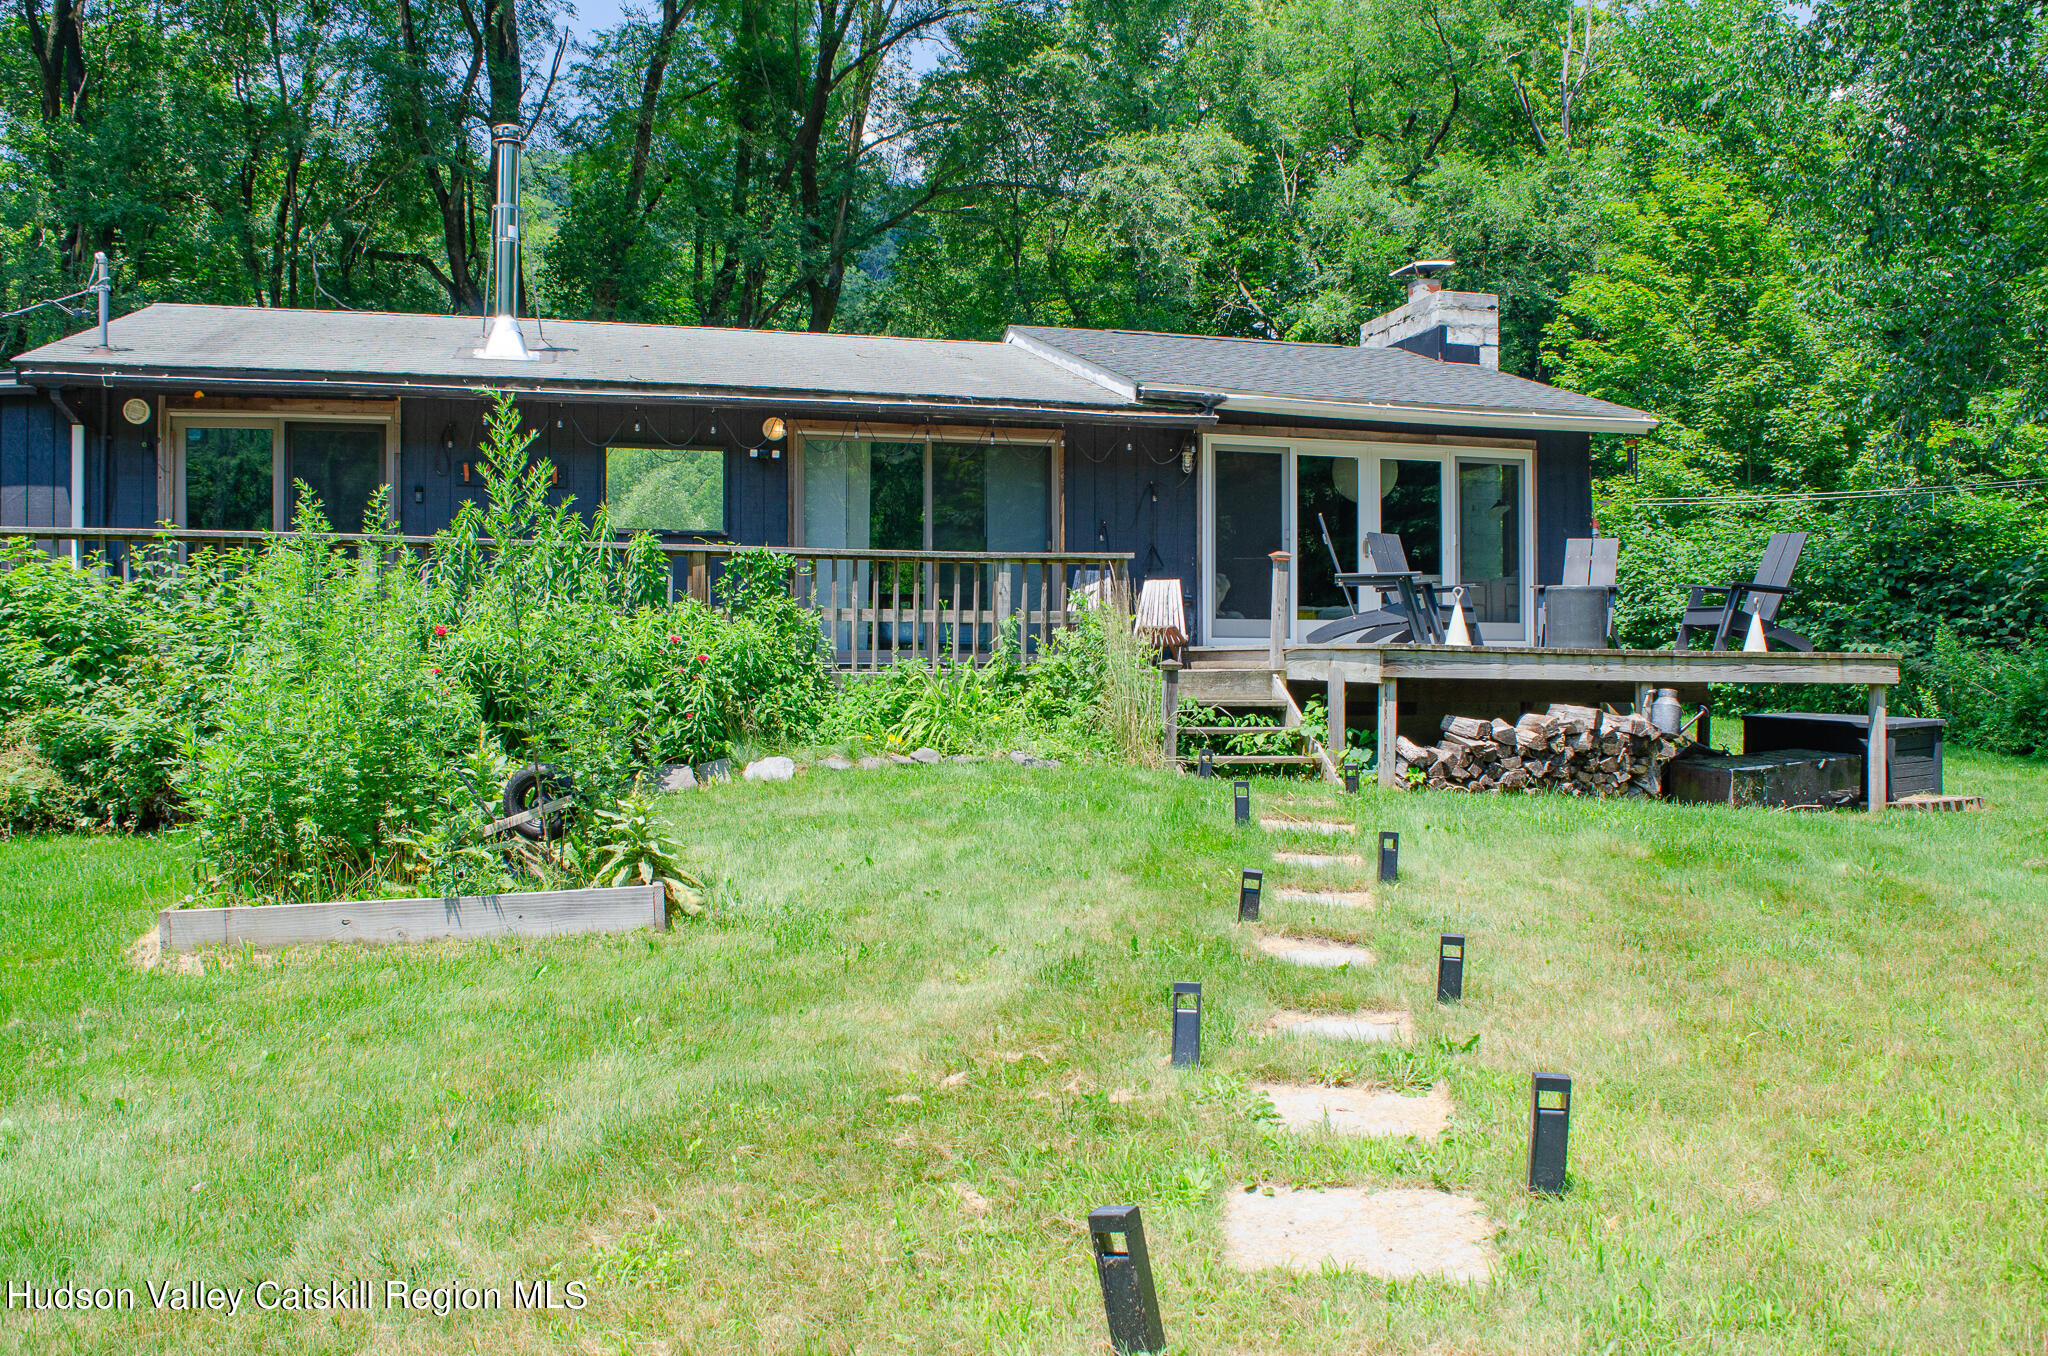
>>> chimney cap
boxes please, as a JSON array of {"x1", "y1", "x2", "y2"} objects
[{"x1": 1390, "y1": 259, "x2": 1457, "y2": 281}]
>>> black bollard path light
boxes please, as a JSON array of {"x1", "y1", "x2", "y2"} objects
[
  {"x1": 1436, "y1": 932, "x2": 1464, "y2": 1002},
  {"x1": 1378, "y1": 830, "x2": 1400, "y2": 882},
  {"x1": 1344, "y1": 766, "x2": 1360, "y2": 795},
  {"x1": 1170, "y1": 982, "x2": 1202, "y2": 1066},
  {"x1": 1197, "y1": 747, "x2": 1214, "y2": 779},
  {"x1": 1237, "y1": 868, "x2": 1263, "y2": 922},
  {"x1": 1088, "y1": 1204, "x2": 1167, "y2": 1354},
  {"x1": 1233, "y1": 779, "x2": 1251, "y2": 826},
  {"x1": 1527, "y1": 1072, "x2": 1572, "y2": 1194}
]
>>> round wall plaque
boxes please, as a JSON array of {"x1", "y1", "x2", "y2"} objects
[{"x1": 122, "y1": 397, "x2": 152, "y2": 425}]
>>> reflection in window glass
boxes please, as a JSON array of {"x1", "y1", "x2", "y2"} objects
[
  {"x1": 287, "y1": 423, "x2": 385, "y2": 534},
  {"x1": 1213, "y1": 448, "x2": 1283, "y2": 621},
  {"x1": 1458, "y1": 461, "x2": 1522, "y2": 624},
  {"x1": 183, "y1": 427, "x2": 273, "y2": 531},
  {"x1": 1296, "y1": 454, "x2": 1360, "y2": 619},
  {"x1": 1379, "y1": 459, "x2": 1442, "y2": 578},
  {"x1": 605, "y1": 446, "x2": 725, "y2": 532}
]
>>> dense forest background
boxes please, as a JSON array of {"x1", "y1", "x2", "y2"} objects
[{"x1": 3, "y1": 0, "x2": 2046, "y2": 747}]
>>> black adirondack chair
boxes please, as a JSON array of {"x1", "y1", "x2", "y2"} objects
[
  {"x1": 1305, "y1": 531, "x2": 1482, "y2": 645},
  {"x1": 1536, "y1": 536, "x2": 1619, "y2": 647},
  {"x1": 1674, "y1": 532, "x2": 1814, "y2": 651}
]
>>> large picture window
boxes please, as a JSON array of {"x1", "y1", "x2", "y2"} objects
[
  {"x1": 605, "y1": 446, "x2": 726, "y2": 533},
  {"x1": 800, "y1": 437, "x2": 1052, "y2": 551}
]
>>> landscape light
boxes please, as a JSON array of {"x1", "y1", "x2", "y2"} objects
[
  {"x1": 1233, "y1": 780, "x2": 1250, "y2": 826},
  {"x1": 1088, "y1": 1204, "x2": 1166, "y2": 1354},
  {"x1": 1344, "y1": 767, "x2": 1359, "y2": 794},
  {"x1": 1437, "y1": 933, "x2": 1464, "y2": 1002},
  {"x1": 1237, "y1": 868, "x2": 1263, "y2": 922},
  {"x1": 1378, "y1": 830, "x2": 1399, "y2": 882},
  {"x1": 1170, "y1": 982, "x2": 1202, "y2": 1067},
  {"x1": 1197, "y1": 749, "x2": 1213, "y2": 779},
  {"x1": 1527, "y1": 1073, "x2": 1572, "y2": 1194}
]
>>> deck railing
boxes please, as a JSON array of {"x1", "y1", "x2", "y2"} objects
[{"x1": 0, "y1": 526, "x2": 1131, "y2": 671}]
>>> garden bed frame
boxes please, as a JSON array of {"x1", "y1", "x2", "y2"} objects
[{"x1": 157, "y1": 884, "x2": 667, "y2": 953}]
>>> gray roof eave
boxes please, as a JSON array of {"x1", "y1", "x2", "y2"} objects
[
  {"x1": 1173, "y1": 388, "x2": 1658, "y2": 435},
  {"x1": 11, "y1": 363, "x2": 1218, "y2": 426}
]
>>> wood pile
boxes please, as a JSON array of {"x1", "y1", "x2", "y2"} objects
[{"x1": 1393, "y1": 703, "x2": 1681, "y2": 797}]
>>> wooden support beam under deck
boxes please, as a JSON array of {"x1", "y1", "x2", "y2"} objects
[
  {"x1": 1377, "y1": 679, "x2": 1400, "y2": 789},
  {"x1": 1867, "y1": 684, "x2": 1888, "y2": 812}
]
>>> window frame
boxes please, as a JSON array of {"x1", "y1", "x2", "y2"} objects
[
  {"x1": 786, "y1": 421, "x2": 1064, "y2": 552},
  {"x1": 162, "y1": 400, "x2": 400, "y2": 533},
  {"x1": 602, "y1": 443, "x2": 731, "y2": 537}
]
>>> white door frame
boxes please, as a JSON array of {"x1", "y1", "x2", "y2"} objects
[
  {"x1": 164, "y1": 408, "x2": 400, "y2": 530},
  {"x1": 1198, "y1": 433, "x2": 1534, "y2": 646}
]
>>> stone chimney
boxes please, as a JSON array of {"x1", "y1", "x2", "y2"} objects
[{"x1": 1360, "y1": 260, "x2": 1499, "y2": 369}]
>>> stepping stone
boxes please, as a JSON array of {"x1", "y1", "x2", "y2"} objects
[
  {"x1": 857, "y1": 756, "x2": 890, "y2": 770},
  {"x1": 1259, "y1": 818, "x2": 1356, "y2": 836},
  {"x1": 1263, "y1": 1008, "x2": 1412, "y2": 1043},
  {"x1": 1224, "y1": 1186, "x2": 1492, "y2": 1282},
  {"x1": 743, "y1": 756, "x2": 796, "y2": 782},
  {"x1": 820, "y1": 756, "x2": 854, "y2": 771},
  {"x1": 909, "y1": 747, "x2": 944, "y2": 764},
  {"x1": 1254, "y1": 934, "x2": 1374, "y2": 970},
  {"x1": 1273, "y1": 851, "x2": 1364, "y2": 868},
  {"x1": 1253, "y1": 1081, "x2": 1448, "y2": 1138},
  {"x1": 1272, "y1": 887, "x2": 1372, "y2": 910}
]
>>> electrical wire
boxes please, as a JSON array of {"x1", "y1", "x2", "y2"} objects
[
  {"x1": 1608, "y1": 477, "x2": 2048, "y2": 508},
  {"x1": 1, "y1": 288, "x2": 92, "y2": 322}
]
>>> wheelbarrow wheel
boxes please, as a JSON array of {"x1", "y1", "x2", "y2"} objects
[{"x1": 502, "y1": 763, "x2": 573, "y2": 841}]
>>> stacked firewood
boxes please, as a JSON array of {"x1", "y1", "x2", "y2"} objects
[{"x1": 1393, "y1": 703, "x2": 1681, "y2": 797}]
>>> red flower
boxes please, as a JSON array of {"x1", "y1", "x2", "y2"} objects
[
  {"x1": 430, "y1": 667, "x2": 442, "y2": 675},
  {"x1": 696, "y1": 653, "x2": 710, "y2": 665},
  {"x1": 667, "y1": 634, "x2": 682, "y2": 645},
  {"x1": 432, "y1": 624, "x2": 447, "y2": 638}
]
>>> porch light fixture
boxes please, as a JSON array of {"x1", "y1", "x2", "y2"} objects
[
  {"x1": 1378, "y1": 830, "x2": 1399, "y2": 882},
  {"x1": 1527, "y1": 1073, "x2": 1572, "y2": 1194},
  {"x1": 1169, "y1": 982, "x2": 1201, "y2": 1067},
  {"x1": 1437, "y1": 933, "x2": 1464, "y2": 1002},
  {"x1": 1180, "y1": 443, "x2": 1194, "y2": 475},
  {"x1": 761, "y1": 416, "x2": 787, "y2": 442},
  {"x1": 413, "y1": 485, "x2": 424, "y2": 505},
  {"x1": 1088, "y1": 1204, "x2": 1166, "y2": 1354}
]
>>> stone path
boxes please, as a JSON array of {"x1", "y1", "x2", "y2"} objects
[
  {"x1": 1271, "y1": 886, "x2": 1372, "y2": 909},
  {"x1": 1253, "y1": 1081, "x2": 1449, "y2": 1138},
  {"x1": 1272, "y1": 851, "x2": 1365, "y2": 869},
  {"x1": 1261, "y1": 1008, "x2": 1412, "y2": 1043},
  {"x1": 1258, "y1": 817, "x2": 1356, "y2": 836},
  {"x1": 1224, "y1": 1186, "x2": 1492, "y2": 1281},
  {"x1": 1253, "y1": 933, "x2": 1375, "y2": 969}
]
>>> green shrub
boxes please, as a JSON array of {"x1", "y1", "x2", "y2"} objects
[
  {"x1": 1899, "y1": 630, "x2": 2048, "y2": 757},
  {"x1": 185, "y1": 501, "x2": 491, "y2": 901}
]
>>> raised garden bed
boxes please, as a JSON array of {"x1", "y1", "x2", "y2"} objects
[{"x1": 157, "y1": 884, "x2": 667, "y2": 954}]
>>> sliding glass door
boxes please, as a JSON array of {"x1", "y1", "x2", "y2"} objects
[
  {"x1": 171, "y1": 415, "x2": 392, "y2": 535},
  {"x1": 1202, "y1": 437, "x2": 1531, "y2": 645}
]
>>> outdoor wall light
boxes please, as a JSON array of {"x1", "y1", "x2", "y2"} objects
[
  {"x1": 413, "y1": 485, "x2": 425, "y2": 505},
  {"x1": 1180, "y1": 444, "x2": 1194, "y2": 474},
  {"x1": 761, "y1": 416, "x2": 787, "y2": 441}
]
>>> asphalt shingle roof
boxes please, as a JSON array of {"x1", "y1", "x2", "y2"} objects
[
  {"x1": 11, "y1": 305, "x2": 1137, "y2": 411},
  {"x1": 1007, "y1": 326, "x2": 1652, "y2": 424}
]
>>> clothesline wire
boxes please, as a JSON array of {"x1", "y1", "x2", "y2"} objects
[{"x1": 1605, "y1": 476, "x2": 2048, "y2": 508}]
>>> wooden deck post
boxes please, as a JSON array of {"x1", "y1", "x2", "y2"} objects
[
  {"x1": 1161, "y1": 660, "x2": 1181, "y2": 766},
  {"x1": 1867, "y1": 684, "x2": 1888, "y2": 812},
  {"x1": 1634, "y1": 682, "x2": 1654, "y2": 715},
  {"x1": 1268, "y1": 551, "x2": 1290, "y2": 674},
  {"x1": 1326, "y1": 674, "x2": 1347, "y2": 771},
  {"x1": 1377, "y1": 679, "x2": 1400, "y2": 788}
]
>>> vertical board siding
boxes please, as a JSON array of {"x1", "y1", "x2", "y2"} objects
[
  {"x1": 1533, "y1": 430, "x2": 1594, "y2": 589},
  {"x1": 0, "y1": 388, "x2": 75, "y2": 529},
  {"x1": 1060, "y1": 423, "x2": 1199, "y2": 592}
]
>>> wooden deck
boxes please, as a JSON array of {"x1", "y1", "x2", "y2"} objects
[{"x1": 1171, "y1": 641, "x2": 1904, "y2": 809}]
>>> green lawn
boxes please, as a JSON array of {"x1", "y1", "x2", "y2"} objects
[{"x1": 3, "y1": 754, "x2": 2045, "y2": 1354}]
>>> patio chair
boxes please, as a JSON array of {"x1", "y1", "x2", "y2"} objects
[
  {"x1": 1535, "y1": 536, "x2": 1619, "y2": 647},
  {"x1": 1674, "y1": 531, "x2": 1814, "y2": 651},
  {"x1": 1307, "y1": 532, "x2": 1484, "y2": 645}
]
